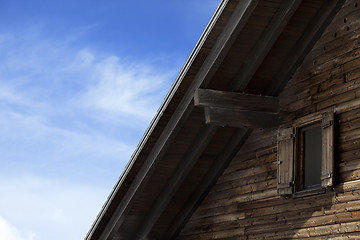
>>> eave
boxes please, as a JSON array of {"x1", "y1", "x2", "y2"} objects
[{"x1": 86, "y1": 0, "x2": 344, "y2": 239}]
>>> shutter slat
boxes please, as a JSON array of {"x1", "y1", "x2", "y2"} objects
[
  {"x1": 321, "y1": 113, "x2": 334, "y2": 188},
  {"x1": 277, "y1": 127, "x2": 294, "y2": 196}
]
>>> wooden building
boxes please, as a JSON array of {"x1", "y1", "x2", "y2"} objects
[{"x1": 86, "y1": 0, "x2": 360, "y2": 239}]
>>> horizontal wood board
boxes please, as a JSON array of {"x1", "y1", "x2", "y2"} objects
[{"x1": 178, "y1": 0, "x2": 360, "y2": 239}]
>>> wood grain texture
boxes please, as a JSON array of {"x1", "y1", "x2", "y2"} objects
[
  {"x1": 277, "y1": 127, "x2": 294, "y2": 196},
  {"x1": 194, "y1": 88, "x2": 279, "y2": 113},
  {"x1": 321, "y1": 113, "x2": 335, "y2": 188},
  {"x1": 178, "y1": 1, "x2": 360, "y2": 239},
  {"x1": 204, "y1": 107, "x2": 279, "y2": 128}
]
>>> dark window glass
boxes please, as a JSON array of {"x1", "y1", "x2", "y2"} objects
[{"x1": 304, "y1": 126, "x2": 322, "y2": 188}]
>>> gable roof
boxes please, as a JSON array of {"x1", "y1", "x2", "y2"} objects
[{"x1": 86, "y1": 0, "x2": 344, "y2": 239}]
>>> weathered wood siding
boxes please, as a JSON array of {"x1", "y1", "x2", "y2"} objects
[{"x1": 177, "y1": 1, "x2": 360, "y2": 239}]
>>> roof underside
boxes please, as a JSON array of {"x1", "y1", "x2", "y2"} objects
[{"x1": 86, "y1": 0, "x2": 344, "y2": 239}]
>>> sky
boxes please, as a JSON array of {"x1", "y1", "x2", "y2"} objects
[{"x1": 0, "y1": 1, "x2": 221, "y2": 240}]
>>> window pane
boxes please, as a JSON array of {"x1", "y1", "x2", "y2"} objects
[{"x1": 304, "y1": 126, "x2": 322, "y2": 187}]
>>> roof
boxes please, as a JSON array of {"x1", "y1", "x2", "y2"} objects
[{"x1": 85, "y1": 0, "x2": 344, "y2": 239}]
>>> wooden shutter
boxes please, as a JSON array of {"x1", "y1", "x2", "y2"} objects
[
  {"x1": 321, "y1": 113, "x2": 334, "y2": 188},
  {"x1": 277, "y1": 127, "x2": 295, "y2": 196}
]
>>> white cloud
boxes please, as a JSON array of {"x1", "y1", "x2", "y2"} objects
[
  {"x1": 73, "y1": 49, "x2": 173, "y2": 122},
  {"x1": 0, "y1": 28, "x2": 174, "y2": 164},
  {"x1": 0, "y1": 216, "x2": 34, "y2": 240},
  {"x1": 0, "y1": 85, "x2": 25, "y2": 105},
  {"x1": 0, "y1": 175, "x2": 109, "y2": 240},
  {"x1": 0, "y1": 107, "x2": 134, "y2": 162},
  {"x1": 0, "y1": 28, "x2": 174, "y2": 125},
  {"x1": 0, "y1": 26, "x2": 175, "y2": 240}
]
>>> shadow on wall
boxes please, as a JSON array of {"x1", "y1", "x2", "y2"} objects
[{"x1": 176, "y1": 123, "x2": 360, "y2": 239}]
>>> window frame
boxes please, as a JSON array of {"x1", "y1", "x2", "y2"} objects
[
  {"x1": 294, "y1": 119, "x2": 324, "y2": 197},
  {"x1": 277, "y1": 112, "x2": 334, "y2": 198}
]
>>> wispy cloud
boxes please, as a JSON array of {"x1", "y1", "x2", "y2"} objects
[
  {"x1": 0, "y1": 26, "x2": 175, "y2": 240},
  {"x1": 0, "y1": 216, "x2": 33, "y2": 240},
  {"x1": 0, "y1": 27, "x2": 174, "y2": 158},
  {"x1": 75, "y1": 49, "x2": 173, "y2": 121},
  {"x1": 0, "y1": 29, "x2": 176, "y2": 178},
  {"x1": 0, "y1": 27, "x2": 175, "y2": 123},
  {"x1": 0, "y1": 175, "x2": 108, "y2": 240}
]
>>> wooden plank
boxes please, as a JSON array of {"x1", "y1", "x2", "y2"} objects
[
  {"x1": 204, "y1": 107, "x2": 279, "y2": 128},
  {"x1": 312, "y1": 76, "x2": 360, "y2": 107},
  {"x1": 297, "y1": 6, "x2": 360, "y2": 73},
  {"x1": 173, "y1": 1, "x2": 348, "y2": 236},
  {"x1": 339, "y1": 138, "x2": 360, "y2": 153},
  {"x1": 302, "y1": 31, "x2": 360, "y2": 73},
  {"x1": 194, "y1": 88, "x2": 279, "y2": 113},
  {"x1": 321, "y1": 113, "x2": 334, "y2": 188},
  {"x1": 199, "y1": 183, "x2": 360, "y2": 222},
  {"x1": 231, "y1": 0, "x2": 303, "y2": 90},
  {"x1": 136, "y1": 0, "x2": 350, "y2": 236},
  {"x1": 311, "y1": 2, "x2": 360, "y2": 53},
  {"x1": 340, "y1": 158, "x2": 360, "y2": 173},
  {"x1": 283, "y1": 53, "x2": 360, "y2": 101},
  {"x1": 95, "y1": 0, "x2": 261, "y2": 239},
  {"x1": 219, "y1": 160, "x2": 276, "y2": 184},
  {"x1": 317, "y1": 86, "x2": 357, "y2": 111},
  {"x1": 184, "y1": 181, "x2": 360, "y2": 239},
  {"x1": 205, "y1": 178, "x2": 277, "y2": 202},
  {"x1": 210, "y1": 179, "x2": 277, "y2": 203},
  {"x1": 237, "y1": 129, "x2": 277, "y2": 155},
  {"x1": 228, "y1": 144, "x2": 276, "y2": 170},
  {"x1": 130, "y1": 0, "x2": 263, "y2": 238},
  {"x1": 198, "y1": 188, "x2": 278, "y2": 213},
  {"x1": 269, "y1": 0, "x2": 346, "y2": 95},
  {"x1": 277, "y1": 127, "x2": 295, "y2": 196},
  {"x1": 246, "y1": 211, "x2": 360, "y2": 236},
  {"x1": 178, "y1": 227, "x2": 246, "y2": 240},
  {"x1": 221, "y1": 152, "x2": 277, "y2": 181},
  {"x1": 187, "y1": 135, "x2": 360, "y2": 237},
  {"x1": 196, "y1": 194, "x2": 279, "y2": 221},
  {"x1": 340, "y1": 169, "x2": 360, "y2": 183}
]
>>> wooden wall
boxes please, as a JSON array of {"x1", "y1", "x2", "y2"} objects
[{"x1": 177, "y1": 0, "x2": 360, "y2": 239}]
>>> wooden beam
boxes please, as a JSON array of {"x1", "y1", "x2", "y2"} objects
[
  {"x1": 95, "y1": 1, "x2": 260, "y2": 239},
  {"x1": 231, "y1": 0, "x2": 303, "y2": 91},
  {"x1": 269, "y1": 0, "x2": 346, "y2": 95},
  {"x1": 161, "y1": 1, "x2": 344, "y2": 238},
  {"x1": 127, "y1": 1, "x2": 263, "y2": 238},
  {"x1": 164, "y1": 128, "x2": 253, "y2": 239},
  {"x1": 134, "y1": 125, "x2": 217, "y2": 240},
  {"x1": 194, "y1": 88, "x2": 279, "y2": 113},
  {"x1": 198, "y1": 0, "x2": 260, "y2": 87},
  {"x1": 126, "y1": 1, "x2": 261, "y2": 238},
  {"x1": 205, "y1": 107, "x2": 279, "y2": 128},
  {"x1": 157, "y1": 0, "x2": 308, "y2": 237},
  {"x1": 160, "y1": 1, "x2": 302, "y2": 236}
]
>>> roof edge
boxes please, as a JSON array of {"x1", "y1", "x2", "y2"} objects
[{"x1": 85, "y1": 1, "x2": 229, "y2": 239}]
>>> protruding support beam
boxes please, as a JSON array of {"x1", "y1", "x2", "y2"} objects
[
  {"x1": 94, "y1": 0, "x2": 261, "y2": 239},
  {"x1": 194, "y1": 88, "x2": 279, "y2": 113},
  {"x1": 205, "y1": 107, "x2": 278, "y2": 128}
]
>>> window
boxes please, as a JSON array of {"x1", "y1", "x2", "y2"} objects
[
  {"x1": 296, "y1": 124, "x2": 322, "y2": 191},
  {"x1": 277, "y1": 113, "x2": 334, "y2": 197}
]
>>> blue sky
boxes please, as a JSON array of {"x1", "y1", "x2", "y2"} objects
[{"x1": 0, "y1": 1, "x2": 221, "y2": 239}]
